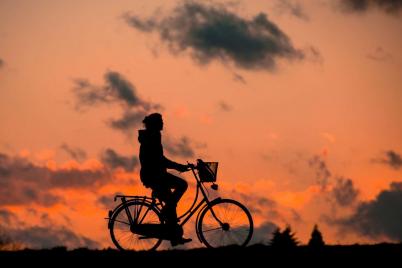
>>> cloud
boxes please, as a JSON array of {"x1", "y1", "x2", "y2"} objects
[
  {"x1": 97, "y1": 192, "x2": 123, "y2": 209},
  {"x1": 0, "y1": 209, "x2": 19, "y2": 225},
  {"x1": 73, "y1": 71, "x2": 156, "y2": 109},
  {"x1": 0, "y1": 209, "x2": 99, "y2": 249},
  {"x1": 0, "y1": 58, "x2": 4, "y2": 68},
  {"x1": 250, "y1": 221, "x2": 279, "y2": 245},
  {"x1": 100, "y1": 148, "x2": 138, "y2": 172},
  {"x1": 222, "y1": 188, "x2": 309, "y2": 244},
  {"x1": 60, "y1": 143, "x2": 87, "y2": 162},
  {"x1": 367, "y1": 46, "x2": 392, "y2": 61},
  {"x1": 374, "y1": 150, "x2": 402, "y2": 170},
  {"x1": 10, "y1": 226, "x2": 99, "y2": 249},
  {"x1": 218, "y1": 101, "x2": 233, "y2": 112},
  {"x1": 108, "y1": 109, "x2": 149, "y2": 133},
  {"x1": 124, "y1": 1, "x2": 306, "y2": 71},
  {"x1": 331, "y1": 177, "x2": 359, "y2": 207},
  {"x1": 338, "y1": 0, "x2": 402, "y2": 15},
  {"x1": 0, "y1": 152, "x2": 110, "y2": 206},
  {"x1": 228, "y1": 190, "x2": 280, "y2": 219},
  {"x1": 164, "y1": 136, "x2": 195, "y2": 158},
  {"x1": 334, "y1": 182, "x2": 402, "y2": 241},
  {"x1": 232, "y1": 72, "x2": 247, "y2": 84},
  {"x1": 274, "y1": 0, "x2": 309, "y2": 21},
  {"x1": 73, "y1": 71, "x2": 161, "y2": 134},
  {"x1": 308, "y1": 155, "x2": 332, "y2": 190}
]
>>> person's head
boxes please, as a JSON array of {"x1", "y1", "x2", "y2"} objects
[{"x1": 143, "y1": 113, "x2": 163, "y2": 131}]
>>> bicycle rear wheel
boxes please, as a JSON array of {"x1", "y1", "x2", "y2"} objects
[
  {"x1": 110, "y1": 200, "x2": 162, "y2": 251},
  {"x1": 197, "y1": 199, "x2": 253, "y2": 248}
]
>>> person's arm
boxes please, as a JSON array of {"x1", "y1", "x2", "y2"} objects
[{"x1": 163, "y1": 156, "x2": 188, "y2": 172}]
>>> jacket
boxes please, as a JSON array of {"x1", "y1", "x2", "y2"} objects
[{"x1": 138, "y1": 129, "x2": 184, "y2": 187}]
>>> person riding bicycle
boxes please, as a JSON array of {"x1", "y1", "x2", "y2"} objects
[{"x1": 138, "y1": 113, "x2": 192, "y2": 246}]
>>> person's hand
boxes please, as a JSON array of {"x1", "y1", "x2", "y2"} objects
[
  {"x1": 187, "y1": 163, "x2": 195, "y2": 169},
  {"x1": 178, "y1": 164, "x2": 190, "y2": 172}
]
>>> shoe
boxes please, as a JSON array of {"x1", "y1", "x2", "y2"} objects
[{"x1": 170, "y1": 237, "x2": 192, "y2": 247}]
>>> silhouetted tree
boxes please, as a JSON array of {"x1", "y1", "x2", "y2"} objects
[
  {"x1": 270, "y1": 225, "x2": 299, "y2": 249},
  {"x1": 270, "y1": 228, "x2": 282, "y2": 247},
  {"x1": 308, "y1": 224, "x2": 325, "y2": 248}
]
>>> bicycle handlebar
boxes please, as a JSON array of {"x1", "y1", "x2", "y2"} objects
[{"x1": 187, "y1": 162, "x2": 196, "y2": 169}]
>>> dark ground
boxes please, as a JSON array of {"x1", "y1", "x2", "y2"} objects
[{"x1": 1, "y1": 244, "x2": 402, "y2": 267}]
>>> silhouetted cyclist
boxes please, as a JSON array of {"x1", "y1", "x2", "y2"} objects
[{"x1": 138, "y1": 113, "x2": 192, "y2": 246}]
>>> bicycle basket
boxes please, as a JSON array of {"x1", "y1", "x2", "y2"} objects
[{"x1": 197, "y1": 159, "x2": 218, "y2": 182}]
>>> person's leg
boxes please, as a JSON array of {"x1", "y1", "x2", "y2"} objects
[
  {"x1": 160, "y1": 173, "x2": 187, "y2": 224},
  {"x1": 152, "y1": 173, "x2": 191, "y2": 244},
  {"x1": 161, "y1": 173, "x2": 191, "y2": 245},
  {"x1": 152, "y1": 173, "x2": 187, "y2": 224},
  {"x1": 163, "y1": 172, "x2": 188, "y2": 205}
]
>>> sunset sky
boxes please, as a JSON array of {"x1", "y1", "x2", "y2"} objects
[{"x1": 1, "y1": 0, "x2": 402, "y2": 249}]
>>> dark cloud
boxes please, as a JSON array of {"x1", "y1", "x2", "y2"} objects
[
  {"x1": 228, "y1": 190, "x2": 279, "y2": 219},
  {"x1": 332, "y1": 177, "x2": 359, "y2": 207},
  {"x1": 108, "y1": 109, "x2": 148, "y2": 133},
  {"x1": 0, "y1": 58, "x2": 4, "y2": 68},
  {"x1": 308, "y1": 155, "x2": 332, "y2": 190},
  {"x1": 367, "y1": 46, "x2": 392, "y2": 61},
  {"x1": 274, "y1": 0, "x2": 309, "y2": 21},
  {"x1": 374, "y1": 150, "x2": 402, "y2": 170},
  {"x1": 104, "y1": 71, "x2": 146, "y2": 107},
  {"x1": 73, "y1": 71, "x2": 155, "y2": 109},
  {"x1": 73, "y1": 71, "x2": 161, "y2": 134},
  {"x1": 250, "y1": 221, "x2": 279, "y2": 245},
  {"x1": 60, "y1": 143, "x2": 87, "y2": 161},
  {"x1": 0, "y1": 209, "x2": 99, "y2": 249},
  {"x1": 0, "y1": 209, "x2": 19, "y2": 225},
  {"x1": 19, "y1": 226, "x2": 99, "y2": 249},
  {"x1": 223, "y1": 189, "x2": 301, "y2": 244},
  {"x1": 338, "y1": 0, "x2": 402, "y2": 15},
  {"x1": 218, "y1": 101, "x2": 233, "y2": 112},
  {"x1": 334, "y1": 182, "x2": 402, "y2": 241},
  {"x1": 164, "y1": 136, "x2": 195, "y2": 158},
  {"x1": 291, "y1": 209, "x2": 304, "y2": 223},
  {"x1": 4, "y1": 225, "x2": 99, "y2": 249},
  {"x1": 125, "y1": 1, "x2": 306, "y2": 71},
  {"x1": 304, "y1": 46, "x2": 324, "y2": 64},
  {"x1": 100, "y1": 148, "x2": 138, "y2": 172},
  {"x1": 97, "y1": 192, "x2": 123, "y2": 209},
  {"x1": 0, "y1": 152, "x2": 110, "y2": 206},
  {"x1": 232, "y1": 72, "x2": 246, "y2": 84}
]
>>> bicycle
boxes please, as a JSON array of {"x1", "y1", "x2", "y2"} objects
[{"x1": 106, "y1": 159, "x2": 253, "y2": 251}]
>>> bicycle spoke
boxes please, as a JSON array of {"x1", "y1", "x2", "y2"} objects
[
  {"x1": 203, "y1": 226, "x2": 223, "y2": 233},
  {"x1": 113, "y1": 219, "x2": 130, "y2": 226}
]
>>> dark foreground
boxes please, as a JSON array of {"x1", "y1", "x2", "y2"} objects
[{"x1": 1, "y1": 244, "x2": 402, "y2": 267}]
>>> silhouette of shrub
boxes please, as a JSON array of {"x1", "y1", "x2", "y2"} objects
[
  {"x1": 308, "y1": 224, "x2": 325, "y2": 248},
  {"x1": 270, "y1": 225, "x2": 299, "y2": 248}
]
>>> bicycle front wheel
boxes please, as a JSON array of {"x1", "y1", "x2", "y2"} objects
[
  {"x1": 110, "y1": 200, "x2": 162, "y2": 251},
  {"x1": 197, "y1": 199, "x2": 253, "y2": 248}
]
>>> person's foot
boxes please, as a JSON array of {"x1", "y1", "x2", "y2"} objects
[{"x1": 170, "y1": 237, "x2": 192, "y2": 247}]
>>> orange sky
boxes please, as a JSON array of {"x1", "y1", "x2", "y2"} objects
[{"x1": 1, "y1": 0, "x2": 402, "y2": 249}]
